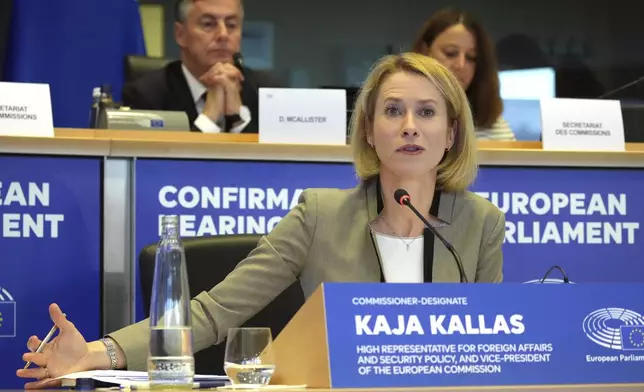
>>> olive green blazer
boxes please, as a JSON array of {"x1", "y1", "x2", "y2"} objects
[{"x1": 109, "y1": 179, "x2": 505, "y2": 369}]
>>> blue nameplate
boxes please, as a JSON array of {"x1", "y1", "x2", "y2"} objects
[{"x1": 272, "y1": 283, "x2": 644, "y2": 388}]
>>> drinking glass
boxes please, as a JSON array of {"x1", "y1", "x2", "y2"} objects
[{"x1": 224, "y1": 327, "x2": 276, "y2": 386}]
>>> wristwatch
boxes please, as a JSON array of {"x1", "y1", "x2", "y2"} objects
[{"x1": 224, "y1": 113, "x2": 243, "y2": 129}]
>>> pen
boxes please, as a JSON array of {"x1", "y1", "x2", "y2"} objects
[
  {"x1": 127, "y1": 381, "x2": 228, "y2": 390},
  {"x1": 193, "y1": 381, "x2": 228, "y2": 389},
  {"x1": 23, "y1": 313, "x2": 66, "y2": 369}
]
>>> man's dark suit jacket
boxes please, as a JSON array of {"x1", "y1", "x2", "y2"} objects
[{"x1": 121, "y1": 60, "x2": 277, "y2": 133}]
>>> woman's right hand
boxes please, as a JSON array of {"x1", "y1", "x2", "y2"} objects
[{"x1": 16, "y1": 303, "x2": 110, "y2": 389}]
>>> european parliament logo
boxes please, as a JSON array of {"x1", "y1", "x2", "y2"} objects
[
  {"x1": 0, "y1": 286, "x2": 17, "y2": 338},
  {"x1": 583, "y1": 308, "x2": 644, "y2": 351}
]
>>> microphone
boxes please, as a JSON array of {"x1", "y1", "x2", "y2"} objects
[
  {"x1": 232, "y1": 52, "x2": 245, "y2": 69},
  {"x1": 539, "y1": 265, "x2": 570, "y2": 284},
  {"x1": 232, "y1": 52, "x2": 258, "y2": 94},
  {"x1": 394, "y1": 189, "x2": 468, "y2": 283},
  {"x1": 597, "y1": 74, "x2": 644, "y2": 99}
]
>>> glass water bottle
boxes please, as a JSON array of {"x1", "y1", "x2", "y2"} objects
[{"x1": 148, "y1": 215, "x2": 195, "y2": 387}]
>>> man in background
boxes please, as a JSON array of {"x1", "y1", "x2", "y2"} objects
[{"x1": 122, "y1": 0, "x2": 274, "y2": 133}]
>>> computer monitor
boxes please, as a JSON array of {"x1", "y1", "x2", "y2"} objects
[
  {"x1": 98, "y1": 108, "x2": 191, "y2": 131},
  {"x1": 499, "y1": 67, "x2": 556, "y2": 100},
  {"x1": 498, "y1": 67, "x2": 556, "y2": 141}
]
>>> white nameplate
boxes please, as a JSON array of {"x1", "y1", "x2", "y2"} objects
[
  {"x1": 258, "y1": 88, "x2": 347, "y2": 145},
  {"x1": 540, "y1": 98, "x2": 625, "y2": 151},
  {"x1": 0, "y1": 82, "x2": 54, "y2": 137}
]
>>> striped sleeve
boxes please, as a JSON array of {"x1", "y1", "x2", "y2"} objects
[{"x1": 475, "y1": 116, "x2": 516, "y2": 141}]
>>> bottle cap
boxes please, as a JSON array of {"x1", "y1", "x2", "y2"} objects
[
  {"x1": 161, "y1": 215, "x2": 179, "y2": 224},
  {"x1": 74, "y1": 378, "x2": 95, "y2": 390}
]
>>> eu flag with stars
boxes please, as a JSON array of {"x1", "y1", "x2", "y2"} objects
[
  {"x1": 620, "y1": 325, "x2": 644, "y2": 351},
  {"x1": 0, "y1": 302, "x2": 16, "y2": 338},
  {"x1": 2, "y1": 0, "x2": 146, "y2": 128}
]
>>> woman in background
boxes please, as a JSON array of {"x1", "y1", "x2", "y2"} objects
[{"x1": 413, "y1": 8, "x2": 516, "y2": 141}]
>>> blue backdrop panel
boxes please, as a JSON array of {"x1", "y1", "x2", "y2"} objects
[
  {"x1": 472, "y1": 167, "x2": 644, "y2": 283},
  {"x1": 134, "y1": 158, "x2": 358, "y2": 320},
  {"x1": 3, "y1": 0, "x2": 146, "y2": 128},
  {"x1": 134, "y1": 160, "x2": 644, "y2": 320},
  {"x1": 0, "y1": 156, "x2": 102, "y2": 388}
]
